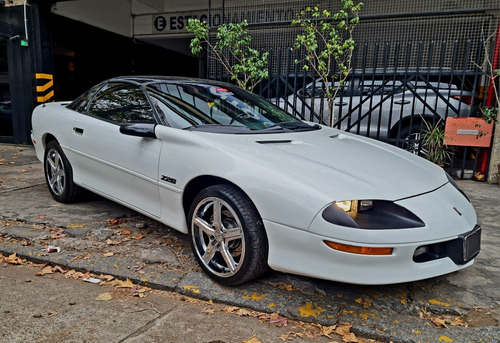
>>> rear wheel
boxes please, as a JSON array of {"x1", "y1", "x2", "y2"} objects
[
  {"x1": 399, "y1": 126, "x2": 428, "y2": 156},
  {"x1": 188, "y1": 184, "x2": 268, "y2": 285},
  {"x1": 44, "y1": 140, "x2": 82, "y2": 203}
]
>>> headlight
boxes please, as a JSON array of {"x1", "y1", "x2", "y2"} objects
[
  {"x1": 334, "y1": 200, "x2": 374, "y2": 218},
  {"x1": 322, "y1": 200, "x2": 424, "y2": 230}
]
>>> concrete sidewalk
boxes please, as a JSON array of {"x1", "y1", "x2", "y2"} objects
[{"x1": 1, "y1": 144, "x2": 499, "y2": 343}]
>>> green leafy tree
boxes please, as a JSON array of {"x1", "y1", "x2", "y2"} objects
[
  {"x1": 186, "y1": 19, "x2": 269, "y2": 92},
  {"x1": 292, "y1": 1, "x2": 363, "y2": 126}
]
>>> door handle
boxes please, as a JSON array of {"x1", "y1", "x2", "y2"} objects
[
  {"x1": 394, "y1": 100, "x2": 411, "y2": 105},
  {"x1": 73, "y1": 127, "x2": 84, "y2": 134}
]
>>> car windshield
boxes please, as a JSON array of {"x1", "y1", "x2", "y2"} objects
[{"x1": 146, "y1": 81, "x2": 319, "y2": 133}]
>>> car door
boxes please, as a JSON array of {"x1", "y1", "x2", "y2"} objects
[{"x1": 69, "y1": 82, "x2": 162, "y2": 218}]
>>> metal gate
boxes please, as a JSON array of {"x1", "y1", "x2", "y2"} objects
[{"x1": 205, "y1": 1, "x2": 499, "y2": 180}]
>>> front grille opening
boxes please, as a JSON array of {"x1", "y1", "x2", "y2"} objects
[{"x1": 413, "y1": 242, "x2": 447, "y2": 263}]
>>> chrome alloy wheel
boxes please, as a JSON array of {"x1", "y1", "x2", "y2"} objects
[
  {"x1": 45, "y1": 148, "x2": 66, "y2": 196},
  {"x1": 191, "y1": 197, "x2": 245, "y2": 278},
  {"x1": 403, "y1": 132, "x2": 429, "y2": 156}
]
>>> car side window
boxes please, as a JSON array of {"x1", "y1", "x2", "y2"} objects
[
  {"x1": 298, "y1": 81, "x2": 354, "y2": 97},
  {"x1": 359, "y1": 80, "x2": 405, "y2": 96},
  {"x1": 67, "y1": 84, "x2": 103, "y2": 113},
  {"x1": 147, "y1": 83, "x2": 217, "y2": 128},
  {"x1": 87, "y1": 83, "x2": 155, "y2": 124}
]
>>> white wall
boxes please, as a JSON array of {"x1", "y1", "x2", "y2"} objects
[
  {"x1": 50, "y1": 0, "x2": 217, "y2": 52},
  {"x1": 52, "y1": 0, "x2": 133, "y2": 37}
]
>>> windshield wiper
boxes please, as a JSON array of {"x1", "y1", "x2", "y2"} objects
[
  {"x1": 185, "y1": 124, "x2": 254, "y2": 133},
  {"x1": 183, "y1": 123, "x2": 220, "y2": 130},
  {"x1": 264, "y1": 121, "x2": 321, "y2": 131}
]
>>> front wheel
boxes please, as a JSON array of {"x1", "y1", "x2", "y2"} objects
[
  {"x1": 188, "y1": 184, "x2": 268, "y2": 285},
  {"x1": 44, "y1": 140, "x2": 82, "y2": 203}
]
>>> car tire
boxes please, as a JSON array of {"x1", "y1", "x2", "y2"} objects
[
  {"x1": 398, "y1": 125, "x2": 428, "y2": 156},
  {"x1": 188, "y1": 184, "x2": 269, "y2": 285},
  {"x1": 44, "y1": 140, "x2": 82, "y2": 203}
]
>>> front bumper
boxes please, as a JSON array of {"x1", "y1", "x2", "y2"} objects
[
  {"x1": 264, "y1": 182, "x2": 480, "y2": 285},
  {"x1": 265, "y1": 220, "x2": 479, "y2": 285}
]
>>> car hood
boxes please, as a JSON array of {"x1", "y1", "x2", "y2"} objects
[{"x1": 197, "y1": 126, "x2": 448, "y2": 202}]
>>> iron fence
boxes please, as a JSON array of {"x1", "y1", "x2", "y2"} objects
[{"x1": 208, "y1": 38, "x2": 497, "y2": 180}]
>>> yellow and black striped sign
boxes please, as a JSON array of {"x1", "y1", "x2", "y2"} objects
[{"x1": 36, "y1": 73, "x2": 54, "y2": 103}]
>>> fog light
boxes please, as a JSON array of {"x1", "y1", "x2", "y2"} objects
[{"x1": 324, "y1": 241, "x2": 393, "y2": 255}]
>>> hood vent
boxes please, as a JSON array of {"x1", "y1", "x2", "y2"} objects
[{"x1": 256, "y1": 140, "x2": 293, "y2": 144}]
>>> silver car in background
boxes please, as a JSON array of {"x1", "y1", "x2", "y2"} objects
[{"x1": 277, "y1": 77, "x2": 477, "y2": 145}]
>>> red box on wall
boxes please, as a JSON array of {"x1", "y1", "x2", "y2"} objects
[{"x1": 443, "y1": 117, "x2": 494, "y2": 147}]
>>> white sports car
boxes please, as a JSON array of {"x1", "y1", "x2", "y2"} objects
[{"x1": 31, "y1": 76, "x2": 481, "y2": 286}]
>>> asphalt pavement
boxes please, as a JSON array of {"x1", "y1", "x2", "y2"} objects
[
  {"x1": 1, "y1": 143, "x2": 499, "y2": 343},
  {"x1": 2, "y1": 261, "x2": 366, "y2": 343}
]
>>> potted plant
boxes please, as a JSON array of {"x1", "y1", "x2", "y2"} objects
[{"x1": 421, "y1": 119, "x2": 452, "y2": 167}]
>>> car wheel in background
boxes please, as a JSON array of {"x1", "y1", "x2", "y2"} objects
[
  {"x1": 44, "y1": 140, "x2": 82, "y2": 203},
  {"x1": 399, "y1": 126, "x2": 428, "y2": 156},
  {"x1": 188, "y1": 184, "x2": 268, "y2": 285}
]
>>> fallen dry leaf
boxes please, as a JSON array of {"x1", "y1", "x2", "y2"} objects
[
  {"x1": 102, "y1": 252, "x2": 114, "y2": 258},
  {"x1": 336, "y1": 323, "x2": 352, "y2": 336},
  {"x1": 274, "y1": 283, "x2": 293, "y2": 291},
  {"x1": 115, "y1": 279, "x2": 135, "y2": 288},
  {"x1": 224, "y1": 306, "x2": 239, "y2": 314},
  {"x1": 202, "y1": 308, "x2": 216, "y2": 315},
  {"x1": 106, "y1": 239, "x2": 121, "y2": 246},
  {"x1": 242, "y1": 334, "x2": 262, "y2": 343},
  {"x1": 474, "y1": 172, "x2": 485, "y2": 181},
  {"x1": 107, "y1": 218, "x2": 125, "y2": 226},
  {"x1": 320, "y1": 325, "x2": 336, "y2": 338},
  {"x1": 342, "y1": 331, "x2": 359, "y2": 342},
  {"x1": 64, "y1": 269, "x2": 86, "y2": 280},
  {"x1": 50, "y1": 232, "x2": 68, "y2": 239},
  {"x1": 431, "y1": 317, "x2": 448, "y2": 328},
  {"x1": 132, "y1": 233, "x2": 145, "y2": 240},
  {"x1": 36, "y1": 266, "x2": 54, "y2": 276},
  {"x1": 269, "y1": 313, "x2": 288, "y2": 327},
  {"x1": 53, "y1": 265, "x2": 66, "y2": 273},
  {"x1": 131, "y1": 288, "x2": 148, "y2": 298},
  {"x1": 224, "y1": 306, "x2": 253, "y2": 317},
  {"x1": 280, "y1": 332, "x2": 303, "y2": 341},
  {"x1": 100, "y1": 274, "x2": 115, "y2": 282},
  {"x1": 5, "y1": 253, "x2": 24, "y2": 265},
  {"x1": 96, "y1": 292, "x2": 113, "y2": 301}
]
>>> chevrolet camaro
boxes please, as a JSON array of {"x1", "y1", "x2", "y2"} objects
[{"x1": 31, "y1": 76, "x2": 481, "y2": 285}]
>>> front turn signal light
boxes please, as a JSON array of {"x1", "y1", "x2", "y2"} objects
[{"x1": 324, "y1": 241, "x2": 393, "y2": 255}]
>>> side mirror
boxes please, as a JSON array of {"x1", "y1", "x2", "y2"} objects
[{"x1": 119, "y1": 123, "x2": 157, "y2": 138}]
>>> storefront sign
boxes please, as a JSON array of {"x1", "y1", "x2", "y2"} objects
[
  {"x1": 153, "y1": 7, "x2": 296, "y2": 34},
  {"x1": 153, "y1": 11, "x2": 208, "y2": 33}
]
